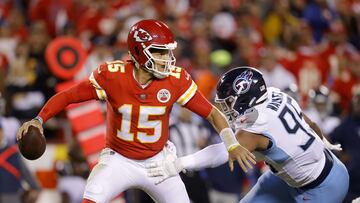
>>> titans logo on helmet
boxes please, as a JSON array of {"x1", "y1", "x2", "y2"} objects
[
  {"x1": 233, "y1": 70, "x2": 253, "y2": 94},
  {"x1": 133, "y1": 28, "x2": 153, "y2": 42}
]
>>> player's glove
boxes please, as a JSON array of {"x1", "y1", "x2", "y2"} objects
[
  {"x1": 165, "y1": 140, "x2": 177, "y2": 156},
  {"x1": 145, "y1": 142, "x2": 184, "y2": 185},
  {"x1": 322, "y1": 137, "x2": 342, "y2": 151}
]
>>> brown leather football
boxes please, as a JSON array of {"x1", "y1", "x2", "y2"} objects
[{"x1": 18, "y1": 125, "x2": 46, "y2": 160}]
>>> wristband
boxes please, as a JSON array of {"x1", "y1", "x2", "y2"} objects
[
  {"x1": 33, "y1": 116, "x2": 43, "y2": 125},
  {"x1": 219, "y1": 128, "x2": 239, "y2": 151},
  {"x1": 228, "y1": 143, "x2": 241, "y2": 152}
]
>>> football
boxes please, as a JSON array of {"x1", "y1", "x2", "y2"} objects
[{"x1": 18, "y1": 125, "x2": 46, "y2": 160}]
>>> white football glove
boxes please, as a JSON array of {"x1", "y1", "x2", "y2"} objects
[
  {"x1": 322, "y1": 137, "x2": 342, "y2": 151},
  {"x1": 165, "y1": 140, "x2": 177, "y2": 156},
  {"x1": 145, "y1": 141, "x2": 184, "y2": 185}
]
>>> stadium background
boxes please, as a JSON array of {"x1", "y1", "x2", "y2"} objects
[{"x1": 0, "y1": 0, "x2": 359, "y2": 203}]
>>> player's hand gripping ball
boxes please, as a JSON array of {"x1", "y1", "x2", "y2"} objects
[{"x1": 18, "y1": 125, "x2": 46, "y2": 160}]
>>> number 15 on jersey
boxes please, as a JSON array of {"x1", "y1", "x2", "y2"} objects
[{"x1": 117, "y1": 104, "x2": 166, "y2": 143}]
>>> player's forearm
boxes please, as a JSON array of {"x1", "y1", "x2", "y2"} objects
[
  {"x1": 304, "y1": 114, "x2": 323, "y2": 139},
  {"x1": 38, "y1": 80, "x2": 97, "y2": 123},
  {"x1": 303, "y1": 114, "x2": 342, "y2": 151},
  {"x1": 310, "y1": 122, "x2": 323, "y2": 139},
  {"x1": 206, "y1": 106, "x2": 240, "y2": 151},
  {"x1": 179, "y1": 143, "x2": 228, "y2": 170},
  {"x1": 206, "y1": 106, "x2": 229, "y2": 133}
]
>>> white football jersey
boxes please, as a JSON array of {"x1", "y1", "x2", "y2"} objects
[{"x1": 234, "y1": 87, "x2": 326, "y2": 188}]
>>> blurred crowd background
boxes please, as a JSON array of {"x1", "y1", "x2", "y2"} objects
[{"x1": 0, "y1": 0, "x2": 359, "y2": 203}]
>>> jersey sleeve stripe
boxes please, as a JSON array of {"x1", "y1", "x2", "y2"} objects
[
  {"x1": 89, "y1": 72, "x2": 107, "y2": 100},
  {"x1": 177, "y1": 80, "x2": 197, "y2": 106}
]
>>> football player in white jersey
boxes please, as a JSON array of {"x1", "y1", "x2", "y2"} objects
[{"x1": 146, "y1": 67, "x2": 349, "y2": 203}]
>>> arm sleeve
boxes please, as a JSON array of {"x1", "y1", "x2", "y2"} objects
[
  {"x1": 179, "y1": 143, "x2": 228, "y2": 170},
  {"x1": 184, "y1": 90, "x2": 213, "y2": 118},
  {"x1": 38, "y1": 80, "x2": 97, "y2": 123}
]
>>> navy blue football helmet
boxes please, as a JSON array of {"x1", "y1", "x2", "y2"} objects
[{"x1": 215, "y1": 67, "x2": 268, "y2": 124}]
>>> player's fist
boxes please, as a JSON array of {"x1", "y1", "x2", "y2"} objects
[{"x1": 16, "y1": 119, "x2": 43, "y2": 141}]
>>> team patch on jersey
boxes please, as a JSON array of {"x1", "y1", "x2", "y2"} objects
[
  {"x1": 157, "y1": 89, "x2": 171, "y2": 103},
  {"x1": 133, "y1": 28, "x2": 153, "y2": 42},
  {"x1": 233, "y1": 70, "x2": 253, "y2": 94}
]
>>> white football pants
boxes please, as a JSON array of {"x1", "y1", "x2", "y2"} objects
[{"x1": 83, "y1": 147, "x2": 189, "y2": 203}]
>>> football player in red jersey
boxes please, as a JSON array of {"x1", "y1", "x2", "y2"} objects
[{"x1": 16, "y1": 19, "x2": 256, "y2": 203}]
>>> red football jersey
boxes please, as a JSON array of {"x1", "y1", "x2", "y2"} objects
[{"x1": 89, "y1": 60, "x2": 201, "y2": 159}]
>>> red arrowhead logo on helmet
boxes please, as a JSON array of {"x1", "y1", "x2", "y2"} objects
[{"x1": 133, "y1": 28, "x2": 153, "y2": 42}]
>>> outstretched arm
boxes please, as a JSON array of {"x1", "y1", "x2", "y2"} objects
[
  {"x1": 146, "y1": 143, "x2": 229, "y2": 184},
  {"x1": 16, "y1": 80, "x2": 97, "y2": 140},
  {"x1": 179, "y1": 143, "x2": 229, "y2": 170},
  {"x1": 179, "y1": 129, "x2": 267, "y2": 171},
  {"x1": 184, "y1": 91, "x2": 256, "y2": 172},
  {"x1": 38, "y1": 80, "x2": 97, "y2": 123},
  {"x1": 205, "y1": 106, "x2": 256, "y2": 172},
  {"x1": 146, "y1": 130, "x2": 266, "y2": 184},
  {"x1": 303, "y1": 114, "x2": 323, "y2": 139},
  {"x1": 303, "y1": 113, "x2": 342, "y2": 151}
]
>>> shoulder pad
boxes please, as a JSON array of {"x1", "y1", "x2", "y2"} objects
[
  {"x1": 168, "y1": 66, "x2": 183, "y2": 79},
  {"x1": 105, "y1": 60, "x2": 126, "y2": 73},
  {"x1": 235, "y1": 107, "x2": 268, "y2": 134},
  {"x1": 96, "y1": 60, "x2": 126, "y2": 80},
  {"x1": 171, "y1": 66, "x2": 193, "y2": 81}
]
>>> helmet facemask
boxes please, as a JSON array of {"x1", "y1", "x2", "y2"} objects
[
  {"x1": 143, "y1": 42, "x2": 177, "y2": 79},
  {"x1": 215, "y1": 94, "x2": 240, "y2": 127},
  {"x1": 215, "y1": 90, "x2": 268, "y2": 128}
]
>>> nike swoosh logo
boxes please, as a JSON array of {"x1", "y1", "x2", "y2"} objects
[{"x1": 240, "y1": 117, "x2": 248, "y2": 123}]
